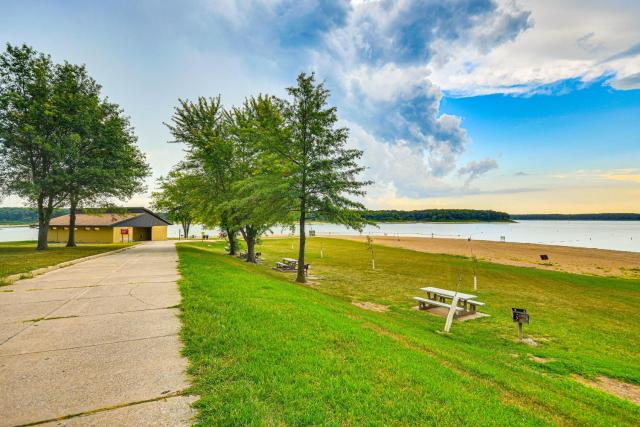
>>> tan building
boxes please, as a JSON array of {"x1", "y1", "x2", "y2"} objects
[{"x1": 48, "y1": 208, "x2": 170, "y2": 243}]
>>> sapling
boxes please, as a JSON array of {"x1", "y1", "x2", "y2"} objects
[{"x1": 366, "y1": 235, "x2": 375, "y2": 270}]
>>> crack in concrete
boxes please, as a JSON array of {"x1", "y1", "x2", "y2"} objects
[
  {"x1": 14, "y1": 390, "x2": 192, "y2": 427},
  {"x1": 0, "y1": 333, "x2": 178, "y2": 358}
]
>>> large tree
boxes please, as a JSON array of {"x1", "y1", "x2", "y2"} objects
[
  {"x1": 269, "y1": 73, "x2": 371, "y2": 282},
  {"x1": 55, "y1": 62, "x2": 149, "y2": 247},
  {"x1": 0, "y1": 44, "x2": 67, "y2": 250},
  {"x1": 223, "y1": 95, "x2": 292, "y2": 262},
  {"x1": 165, "y1": 96, "x2": 242, "y2": 253}
]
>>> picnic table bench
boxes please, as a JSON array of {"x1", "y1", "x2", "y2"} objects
[{"x1": 413, "y1": 296, "x2": 463, "y2": 311}]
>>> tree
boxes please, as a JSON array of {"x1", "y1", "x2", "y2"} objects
[
  {"x1": 55, "y1": 62, "x2": 149, "y2": 246},
  {"x1": 267, "y1": 73, "x2": 371, "y2": 282},
  {"x1": 165, "y1": 97, "x2": 241, "y2": 253},
  {"x1": 222, "y1": 95, "x2": 292, "y2": 262},
  {"x1": 0, "y1": 44, "x2": 67, "y2": 250},
  {"x1": 151, "y1": 168, "x2": 200, "y2": 238}
]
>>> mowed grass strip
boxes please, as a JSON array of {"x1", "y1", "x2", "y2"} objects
[
  {"x1": 177, "y1": 243, "x2": 639, "y2": 425},
  {"x1": 0, "y1": 241, "x2": 134, "y2": 281}
]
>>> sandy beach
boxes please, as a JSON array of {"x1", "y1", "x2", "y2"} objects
[{"x1": 334, "y1": 235, "x2": 640, "y2": 278}]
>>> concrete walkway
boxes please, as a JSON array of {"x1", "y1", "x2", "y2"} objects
[{"x1": 0, "y1": 241, "x2": 195, "y2": 426}]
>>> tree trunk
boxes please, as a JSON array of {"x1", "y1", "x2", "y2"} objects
[
  {"x1": 296, "y1": 203, "x2": 306, "y2": 283},
  {"x1": 243, "y1": 226, "x2": 257, "y2": 263},
  {"x1": 36, "y1": 197, "x2": 51, "y2": 251},
  {"x1": 182, "y1": 221, "x2": 190, "y2": 238},
  {"x1": 226, "y1": 227, "x2": 238, "y2": 255},
  {"x1": 66, "y1": 197, "x2": 78, "y2": 247}
]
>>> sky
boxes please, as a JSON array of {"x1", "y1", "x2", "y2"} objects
[{"x1": 1, "y1": 0, "x2": 639, "y2": 213}]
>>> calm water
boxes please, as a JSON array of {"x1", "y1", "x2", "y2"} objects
[{"x1": 2, "y1": 221, "x2": 639, "y2": 252}]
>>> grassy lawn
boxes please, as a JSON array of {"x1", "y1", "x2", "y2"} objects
[
  {"x1": 177, "y1": 238, "x2": 639, "y2": 425},
  {"x1": 0, "y1": 241, "x2": 134, "y2": 281}
]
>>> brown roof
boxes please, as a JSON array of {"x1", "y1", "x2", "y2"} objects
[{"x1": 49, "y1": 213, "x2": 140, "y2": 227}]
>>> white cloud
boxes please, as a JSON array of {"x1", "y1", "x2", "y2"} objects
[
  {"x1": 458, "y1": 158, "x2": 499, "y2": 185},
  {"x1": 428, "y1": 0, "x2": 640, "y2": 95}
]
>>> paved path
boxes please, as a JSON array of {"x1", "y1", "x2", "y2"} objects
[{"x1": 0, "y1": 241, "x2": 195, "y2": 426}]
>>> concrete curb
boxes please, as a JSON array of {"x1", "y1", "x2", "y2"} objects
[{"x1": 2, "y1": 244, "x2": 138, "y2": 285}]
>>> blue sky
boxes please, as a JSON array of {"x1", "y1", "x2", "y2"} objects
[{"x1": 1, "y1": 0, "x2": 639, "y2": 213}]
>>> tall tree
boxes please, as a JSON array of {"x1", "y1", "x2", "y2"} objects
[
  {"x1": 268, "y1": 73, "x2": 371, "y2": 282},
  {"x1": 55, "y1": 62, "x2": 149, "y2": 246},
  {"x1": 0, "y1": 44, "x2": 67, "y2": 250},
  {"x1": 165, "y1": 97, "x2": 241, "y2": 253},
  {"x1": 151, "y1": 168, "x2": 200, "y2": 238},
  {"x1": 223, "y1": 95, "x2": 291, "y2": 262}
]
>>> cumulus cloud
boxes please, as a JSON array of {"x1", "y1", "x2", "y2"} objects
[
  {"x1": 427, "y1": 0, "x2": 640, "y2": 95},
  {"x1": 609, "y1": 72, "x2": 640, "y2": 90},
  {"x1": 195, "y1": 0, "x2": 638, "y2": 202},
  {"x1": 305, "y1": 0, "x2": 530, "y2": 197}
]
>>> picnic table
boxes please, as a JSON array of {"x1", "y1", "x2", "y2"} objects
[
  {"x1": 416, "y1": 286, "x2": 484, "y2": 313},
  {"x1": 274, "y1": 257, "x2": 311, "y2": 276},
  {"x1": 282, "y1": 257, "x2": 298, "y2": 267}
]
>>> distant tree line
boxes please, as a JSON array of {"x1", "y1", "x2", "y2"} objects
[
  {"x1": 0, "y1": 207, "x2": 67, "y2": 224},
  {"x1": 511, "y1": 213, "x2": 640, "y2": 221},
  {"x1": 362, "y1": 209, "x2": 511, "y2": 222}
]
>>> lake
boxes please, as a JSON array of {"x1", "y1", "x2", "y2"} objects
[{"x1": 2, "y1": 221, "x2": 639, "y2": 253}]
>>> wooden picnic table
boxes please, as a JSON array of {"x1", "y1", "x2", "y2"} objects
[{"x1": 282, "y1": 257, "x2": 298, "y2": 266}]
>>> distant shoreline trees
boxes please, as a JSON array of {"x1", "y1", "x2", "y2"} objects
[
  {"x1": 362, "y1": 209, "x2": 511, "y2": 223},
  {"x1": 0, "y1": 44, "x2": 149, "y2": 249}
]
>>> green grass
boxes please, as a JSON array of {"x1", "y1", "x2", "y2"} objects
[
  {"x1": 177, "y1": 238, "x2": 639, "y2": 425},
  {"x1": 0, "y1": 240, "x2": 134, "y2": 281}
]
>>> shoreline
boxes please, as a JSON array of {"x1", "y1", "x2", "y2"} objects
[{"x1": 329, "y1": 235, "x2": 640, "y2": 279}]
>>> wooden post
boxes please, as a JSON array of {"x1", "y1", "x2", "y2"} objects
[
  {"x1": 444, "y1": 293, "x2": 460, "y2": 333},
  {"x1": 473, "y1": 274, "x2": 477, "y2": 291},
  {"x1": 518, "y1": 322, "x2": 523, "y2": 340}
]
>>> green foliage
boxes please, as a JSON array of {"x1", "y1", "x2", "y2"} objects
[
  {"x1": 151, "y1": 169, "x2": 200, "y2": 237},
  {"x1": 0, "y1": 207, "x2": 67, "y2": 224},
  {"x1": 0, "y1": 44, "x2": 66, "y2": 249},
  {"x1": 363, "y1": 209, "x2": 512, "y2": 222},
  {"x1": 166, "y1": 95, "x2": 293, "y2": 261},
  {"x1": 222, "y1": 95, "x2": 293, "y2": 261},
  {"x1": 49, "y1": 60, "x2": 149, "y2": 247},
  {"x1": 0, "y1": 44, "x2": 149, "y2": 249},
  {"x1": 262, "y1": 72, "x2": 371, "y2": 280},
  {"x1": 177, "y1": 241, "x2": 639, "y2": 425},
  {"x1": 165, "y1": 96, "x2": 240, "y2": 251}
]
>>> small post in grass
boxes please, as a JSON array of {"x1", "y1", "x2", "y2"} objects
[
  {"x1": 512, "y1": 308, "x2": 529, "y2": 340},
  {"x1": 320, "y1": 241, "x2": 324, "y2": 259},
  {"x1": 366, "y1": 235, "x2": 375, "y2": 270},
  {"x1": 472, "y1": 255, "x2": 478, "y2": 291}
]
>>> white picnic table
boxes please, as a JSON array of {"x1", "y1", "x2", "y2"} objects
[
  {"x1": 418, "y1": 287, "x2": 483, "y2": 313},
  {"x1": 282, "y1": 257, "x2": 298, "y2": 266},
  {"x1": 414, "y1": 287, "x2": 486, "y2": 333}
]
